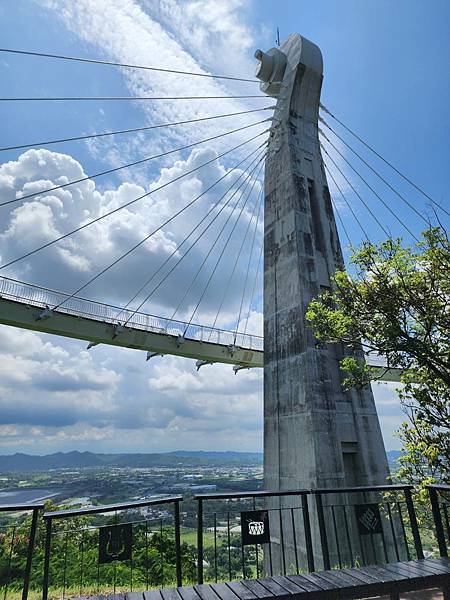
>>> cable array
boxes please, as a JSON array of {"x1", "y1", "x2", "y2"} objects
[{"x1": 0, "y1": 48, "x2": 259, "y2": 83}]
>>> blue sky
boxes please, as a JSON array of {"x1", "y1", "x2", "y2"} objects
[{"x1": 0, "y1": 0, "x2": 448, "y2": 455}]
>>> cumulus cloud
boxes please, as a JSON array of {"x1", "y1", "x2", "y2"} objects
[{"x1": 0, "y1": 146, "x2": 263, "y2": 327}]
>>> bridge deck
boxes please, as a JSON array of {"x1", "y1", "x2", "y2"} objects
[{"x1": 0, "y1": 276, "x2": 403, "y2": 378}]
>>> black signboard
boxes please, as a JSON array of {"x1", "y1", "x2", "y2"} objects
[
  {"x1": 99, "y1": 524, "x2": 132, "y2": 563},
  {"x1": 241, "y1": 510, "x2": 270, "y2": 546},
  {"x1": 354, "y1": 503, "x2": 382, "y2": 535}
]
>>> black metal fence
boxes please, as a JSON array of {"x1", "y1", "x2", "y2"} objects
[
  {"x1": 1, "y1": 484, "x2": 448, "y2": 597},
  {"x1": 195, "y1": 489, "x2": 314, "y2": 583},
  {"x1": 41, "y1": 496, "x2": 183, "y2": 600},
  {"x1": 312, "y1": 484, "x2": 423, "y2": 571},
  {"x1": 0, "y1": 503, "x2": 43, "y2": 600},
  {"x1": 428, "y1": 484, "x2": 450, "y2": 558}
]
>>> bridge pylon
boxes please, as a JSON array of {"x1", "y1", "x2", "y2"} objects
[{"x1": 256, "y1": 33, "x2": 390, "y2": 569}]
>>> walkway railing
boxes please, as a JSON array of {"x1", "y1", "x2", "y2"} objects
[
  {"x1": 0, "y1": 276, "x2": 263, "y2": 352},
  {"x1": 41, "y1": 497, "x2": 183, "y2": 600},
  {"x1": 195, "y1": 489, "x2": 314, "y2": 584},
  {"x1": 0, "y1": 503, "x2": 43, "y2": 600},
  {"x1": 312, "y1": 484, "x2": 423, "y2": 571},
  {"x1": 1, "y1": 485, "x2": 448, "y2": 597},
  {"x1": 428, "y1": 484, "x2": 450, "y2": 558}
]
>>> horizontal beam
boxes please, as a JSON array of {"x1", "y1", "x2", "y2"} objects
[
  {"x1": 0, "y1": 297, "x2": 263, "y2": 367},
  {"x1": 0, "y1": 283, "x2": 405, "y2": 381}
]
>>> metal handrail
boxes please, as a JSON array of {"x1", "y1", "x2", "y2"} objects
[
  {"x1": 0, "y1": 275, "x2": 263, "y2": 352},
  {"x1": 43, "y1": 495, "x2": 183, "y2": 519}
]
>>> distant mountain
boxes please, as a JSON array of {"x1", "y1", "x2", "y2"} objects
[{"x1": 0, "y1": 450, "x2": 263, "y2": 472}]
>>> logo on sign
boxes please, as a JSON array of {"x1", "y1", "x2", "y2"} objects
[
  {"x1": 99, "y1": 524, "x2": 133, "y2": 563},
  {"x1": 354, "y1": 503, "x2": 382, "y2": 535},
  {"x1": 241, "y1": 510, "x2": 270, "y2": 546}
]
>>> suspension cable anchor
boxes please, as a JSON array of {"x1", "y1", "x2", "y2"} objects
[
  {"x1": 146, "y1": 351, "x2": 164, "y2": 361},
  {"x1": 34, "y1": 306, "x2": 53, "y2": 321},
  {"x1": 112, "y1": 323, "x2": 125, "y2": 338},
  {"x1": 233, "y1": 364, "x2": 251, "y2": 374},
  {"x1": 195, "y1": 360, "x2": 214, "y2": 371},
  {"x1": 175, "y1": 335, "x2": 185, "y2": 347}
]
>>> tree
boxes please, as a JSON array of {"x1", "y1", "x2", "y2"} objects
[{"x1": 305, "y1": 226, "x2": 450, "y2": 488}]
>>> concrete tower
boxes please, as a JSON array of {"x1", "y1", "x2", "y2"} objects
[{"x1": 256, "y1": 34, "x2": 390, "y2": 565}]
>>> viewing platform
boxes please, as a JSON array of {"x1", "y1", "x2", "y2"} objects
[{"x1": 1, "y1": 485, "x2": 449, "y2": 600}]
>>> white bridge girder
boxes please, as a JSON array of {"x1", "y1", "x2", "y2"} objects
[{"x1": 0, "y1": 276, "x2": 403, "y2": 380}]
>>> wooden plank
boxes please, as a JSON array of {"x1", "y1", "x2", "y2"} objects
[
  {"x1": 269, "y1": 575, "x2": 307, "y2": 594},
  {"x1": 312, "y1": 570, "x2": 360, "y2": 590},
  {"x1": 358, "y1": 564, "x2": 406, "y2": 582},
  {"x1": 126, "y1": 593, "x2": 145, "y2": 600},
  {"x1": 401, "y1": 560, "x2": 448, "y2": 577},
  {"x1": 210, "y1": 583, "x2": 239, "y2": 600},
  {"x1": 382, "y1": 562, "x2": 425, "y2": 580},
  {"x1": 340, "y1": 568, "x2": 380, "y2": 584},
  {"x1": 193, "y1": 584, "x2": 221, "y2": 600},
  {"x1": 429, "y1": 557, "x2": 450, "y2": 569},
  {"x1": 225, "y1": 581, "x2": 258, "y2": 600},
  {"x1": 256, "y1": 578, "x2": 292, "y2": 597},
  {"x1": 422, "y1": 559, "x2": 450, "y2": 574},
  {"x1": 240, "y1": 579, "x2": 274, "y2": 599},
  {"x1": 297, "y1": 572, "x2": 338, "y2": 592},
  {"x1": 286, "y1": 574, "x2": 328, "y2": 594},
  {"x1": 177, "y1": 586, "x2": 202, "y2": 600},
  {"x1": 161, "y1": 589, "x2": 183, "y2": 600},
  {"x1": 144, "y1": 592, "x2": 163, "y2": 600}
]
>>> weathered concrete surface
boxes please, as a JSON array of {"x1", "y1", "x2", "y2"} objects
[{"x1": 257, "y1": 33, "x2": 390, "y2": 569}]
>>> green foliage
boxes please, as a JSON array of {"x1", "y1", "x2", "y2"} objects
[
  {"x1": 306, "y1": 226, "x2": 450, "y2": 488},
  {"x1": 0, "y1": 501, "x2": 197, "y2": 597}
]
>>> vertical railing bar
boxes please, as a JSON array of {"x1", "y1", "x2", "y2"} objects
[
  {"x1": 227, "y1": 511, "x2": 232, "y2": 583},
  {"x1": 145, "y1": 520, "x2": 149, "y2": 589},
  {"x1": 241, "y1": 527, "x2": 246, "y2": 580},
  {"x1": 379, "y1": 509, "x2": 389, "y2": 564},
  {"x1": 331, "y1": 506, "x2": 342, "y2": 569},
  {"x1": 302, "y1": 493, "x2": 315, "y2": 572},
  {"x1": 290, "y1": 507, "x2": 299, "y2": 575},
  {"x1": 213, "y1": 512, "x2": 218, "y2": 583},
  {"x1": 442, "y1": 503, "x2": 450, "y2": 545},
  {"x1": 253, "y1": 497, "x2": 259, "y2": 578},
  {"x1": 3, "y1": 525, "x2": 17, "y2": 600},
  {"x1": 159, "y1": 519, "x2": 164, "y2": 587},
  {"x1": 197, "y1": 499, "x2": 204, "y2": 584},
  {"x1": 42, "y1": 517, "x2": 52, "y2": 600},
  {"x1": 174, "y1": 500, "x2": 182, "y2": 587},
  {"x1": 80, "y1": 528, "x2": 85, "y2": 596},
  {"x1": 96, "y1": 529, "x2": 100, "y2": 595},
  {"x1": 130, "y1": 523, "x2": 134, "y2": 592},
  {"x1": 279, "y1": 504, "x2": 286, "y2": 575},
  {"x1": 404, "y1": 488, "x2": 424, "y2": 559},
  {"x1": 22, "y1": 507, "x2": 39, "y2": 600},
  {"x1": 428, "y1": 487, "x2": 448, "y2": 557},
  {"x1": 62, "y1": 530, "x2": 69, "y2": 599},
  {"x1": 396, "y1": 502, "x2": 411, "y2": 561},
  {"x1": 342, "y1": 505, "x2": 354, "y2": 568},
  {"x1": 386, "y1": 501, "x2": 399, "y2": 561},
  {"x1": 268, "y1": 535, "x2": 274, "y2": 577},
  {"x1": 315, "y1": 492, "x2": 330, "y2": 570}
]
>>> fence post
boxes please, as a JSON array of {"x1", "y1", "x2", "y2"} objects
[
  {"x1": 428, "y1": 487, "x2": 448, "y2": 557},
  {"x1": 301, "y1": 493, "x2": 315, "y2": 572},
  {"x1": 197, "y1": 498, "x2": 204, "y2": 584},
  {"x1": 403, "y1": 487, "x2": 424, "y2": 559},
  {"x1": 22, "y1": 507, "x2": 40, "y2": 600},
  {"x1": 42, "y1": 517, "x2": 52, "y2": 600},
  {"x1": 174, "y1": 499, "x2": 182, "y2": 587},
  {"x1": 315, "y1": 492, "x2": 330, "y2": 570}
]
